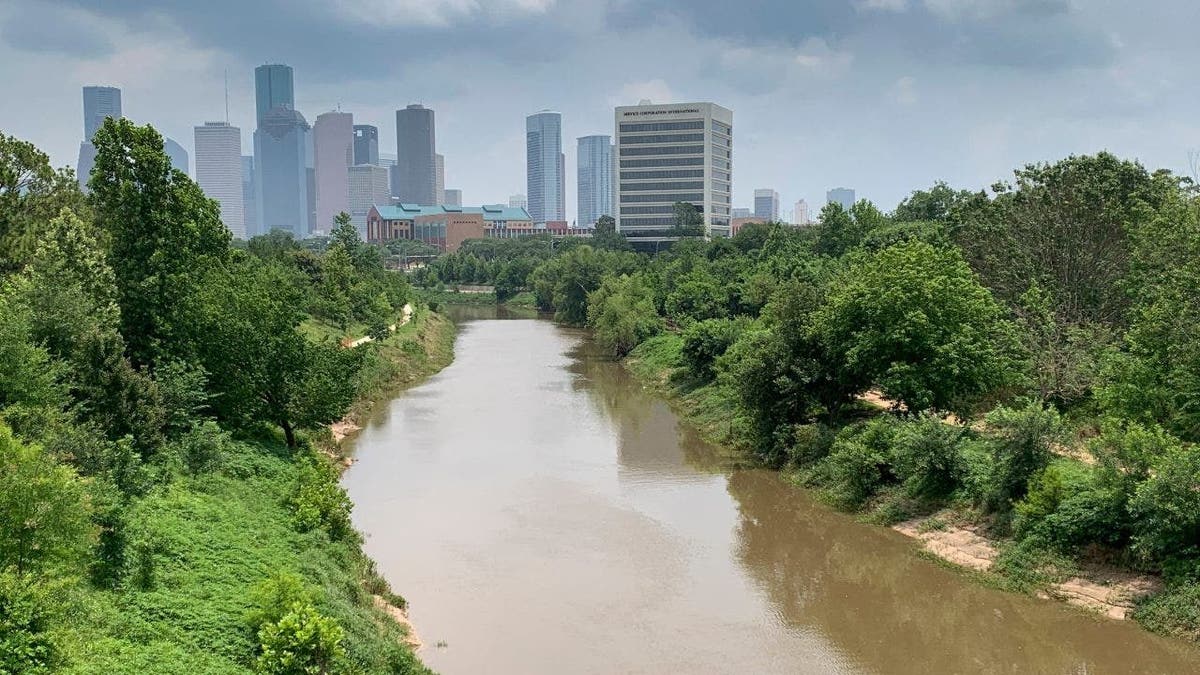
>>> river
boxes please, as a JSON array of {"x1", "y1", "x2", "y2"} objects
[{"x1": 342, "y1": 311, "x2": 1200, "y2": 674}]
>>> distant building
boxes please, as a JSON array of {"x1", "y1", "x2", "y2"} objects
[
  {"x1": 241, "y1": 155, "x2": 258, "y2": 236},
  {"x1": 444, "y1": 188, "x2": 462, "y2": 207},
  {"x1": 614, "y1": 101, "x2": 733, "y2": 245},
  {"x1": 793, "y1": 199, "x2": 810, "y2": 225},
  {"x1": 731, "y1": 216, "x2": 768, "y2": 236},
  {"x1": 78, "y1": 85, "x2": 122, "y2": 191},
  {"x1": 353, "y1": 124, "x2": 379, "y2": 166},
  {"x1": 395, "y1": 104, "x2": 437, "y2": 205},
  {"x1": 255, "y1": 64, "x2": 294, "y2": 125},
  {"x1": 732, "y1": 207, "x2": 751, "y2": 218},
  {"x1": 164, "y1": 137, "x2": 189, "y2": 176},
  {"x1": 509, "y1": 194, "x2": 527, "y2": 209},
  {"x1": 753, "y1": 188, "x2": 779, "y2": 221},
  {"x1": 348, "y1": 165, "x2": 391, "y2": 235},
  {"x1": 194, "y1": 122, "x2": 245, "y2": 238},
  {"x1": 577, "y1": 135, "x2": 613, "y2": 227},
  {"x1": 526, "y1": 111, "x2": 565, "y2": 224},
  {"x1": 827, "y1": 187, "x2": 855, "y2": 211},
  {"x1": 313, "y1": 111, "x2": 354, "y2": 233},
  {"x1": 254, "y1": 107, "x2": 312, "y2": 238},
  {"x1": 435, "y1": 153, "x2": 445, "y2": 205},
  {"x1": 366, "y1": 204, "x2": 535, "y2": 252}
]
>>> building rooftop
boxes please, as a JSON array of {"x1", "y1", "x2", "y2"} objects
[{"x1": 373, "y1": 204, "x2": 532, "y2": 221}]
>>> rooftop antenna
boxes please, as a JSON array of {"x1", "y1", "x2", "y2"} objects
[{"x1": 223, "y1": 69, "x2": 230, "y2": 123}]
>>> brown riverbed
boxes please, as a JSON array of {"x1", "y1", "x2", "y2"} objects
[{"x1": 342, "y1": 310, "x2": 1200, "y2": 674}]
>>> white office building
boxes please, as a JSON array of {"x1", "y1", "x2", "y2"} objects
[
  {"x1": 348, "y1": 164, "x2": 391, "y2": 236},
  {"x1": 793, "y1": 199, "x2": 810, "y2": 225},
  {"x1": 614, "y1": 101, "x2": 732, "y2": 245},
  {"x1": 194, "y1": 122, "x2": 245, "y2": 238}
]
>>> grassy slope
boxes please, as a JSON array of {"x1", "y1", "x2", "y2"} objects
[{"x1": 54, "y1": 309, "x2": 457, "y2": 673}]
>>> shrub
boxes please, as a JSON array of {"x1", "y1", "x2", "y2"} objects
[
  {"x1": 818, "y1": 418, "x2": 898, "y2": 508},
  {"x1": 288, "y1": 455, "x2": 354, "y2": 543},
  {"x1": 172, "y1": 421, "x2": 230, "y2": 476},
  {"x1": 1013, "y1": 460, "x2": 1130, "y2": 553},
  {"x1": 786, "y1": 422, "x2": 835, "y2": 468},
  {"x1": 0, "y1": 573, "x2": 60, "y2": 675},
  {"x1": 255, "y1": 602, "x2": 346, "y2": 675},
  {"x1": 1129, "y1": 446, "x2": 1200, "y2": 566},
  {"x1": 889, "y1": 415, "x2": 968, "y2": 501},
  {"x1": 1133, "y1": 582, "x2": 1200, "y2": 641},
  {"x1": 970, "y1": 401, "x2": 1065, "y2": 514},
  {"x1": 680, "y1": 318, "x2": 745, "y2": 382}
]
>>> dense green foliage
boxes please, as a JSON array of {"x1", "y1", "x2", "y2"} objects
[{"x1": 0, "y1": 126, "x2": 427, "y2": 672}]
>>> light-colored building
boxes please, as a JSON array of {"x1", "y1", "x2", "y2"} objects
[
  {"x1": 241, "y1": 155, "x2": 258, "y2": 236},
  {"x1": 366, "y1": 204, "x2": 535, "y2": 252},
  {"x1": 444, "y1": 188, "x2": 462, "y2": 207},
  {"x1": 435, "y1": 153, "x2": 445, "y2": 205},
  {"x1": 194, "y1": 122, "x2": 245, "y2": 238},
  {"x1": 827, "y1": 187, "x2": 855, "y2": 211},
  {"x1": 732, "y1": 207, "x2": 751, "y2": 218},
  {"x1": 793, "y1": 199, "x2": 810, "y2": 225},
  {"x1": 313, "y1": 111, "x2": 354, "y2": 233},
  {"x1": 614, "y1": 101, "x2": 733, "y2": 245},
  {"x1": 509, "y1": 194, "x2": 527, "y2": 209},
  {"x1": 164, "y1": 137, "x2": 189, "y2": 176},
  {"x1": 78, "y1": 86, "x2": 122, "y2": 192},
  {"x1": 753, "y1": 188, "x2": 779, "y2": 221},
  {"x1": 526, "y1": 111, "x2": 565, "y2": 224},
  {"x1": 348, "y1": 165, "x2": 391, "y2": 236},
  {"x1": 577, "y1": 135, "x2": 613, "y2": 227}
]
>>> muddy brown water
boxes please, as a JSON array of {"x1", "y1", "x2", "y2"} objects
[{"x1": 342, "y1": 310, "x2": 1200, "y2": 674}]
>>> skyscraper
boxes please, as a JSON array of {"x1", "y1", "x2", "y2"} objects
[
  {"x1": 194, "y1": 122, "x2": 245, "y2": 238},
  {"x1": 793, "y1": 199, "x2": 810, "y2": 225},
  {"x1": 444, "y1": 189, "x2": 462, "y2": 207},
  {"x1": 77, "y1": 85, "x2": 122, "y2": 191},
  {"x1": 164, "y1": 137, "x2": 189, "y2": 176},
  {"x1": 254, "y1": 107, "x2": 312, "y2": 238},
  {"x1": 395, "y1": 104, "x2": 436, "y2": 205},
  {"x1": 614, "y1": 101, "x2": 733, "y2": 245},
  {"x1": 255, "y1": 64, "x2": 294, "y2": 124},
  {"x1": 353, "y1": 124, "x2": 379, "y2": 166},
  {"x1": 753, "y1": 188, "x2": 779, "y2": 221},
  {"x1": 313, "y1": 111, "x2": 354, "y2": 233},
  {"x1": 509, "y1": 194, "x2": 527, "y2": 210},
  {"x1": 435, "y1": 153, "x2": 445, "y2": 205},
  {"x1": 526, "y1": 111, "x2": 564, "y2": 224},
  {"x1": 732, "y1": 207, "x2": 751, "y2": 218},
  {"x1": 577, "y1": 135, "x2": 613, "y2": 227},
  {"x1": 827, "y1": 187, "x2": 855, "y2": 211},
  {"x1": 242, "y1": 155, "x2": 258, "y2": 236},
  {"x1": 348, "y1": 164, "x2": 391, "y2": 235}
]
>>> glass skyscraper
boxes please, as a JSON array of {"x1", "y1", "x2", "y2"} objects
[
  {"x1": 353, "y1": 124, "x2": 379, "y2": 166},
  {"x1": 78, "y1": 85, "x2": 122, "y2": 191},
  {"x1": 253, "y1": 63, "x2": 310, "y2": 237},
  {"x1": 255, "y1": 65, "x2": 294, "y2": 124},
  {"x1": 826, "y1": 187, "x2": 856, "y2": 211},
  {"x1": 577, "y1": 135, "x2": 613, "y2": 227},
  {"x1": 395, "y1": 104, "x2": 436, "y2": 205},
  {"x1": 753, "y1": 188, "x2": 779, "y2": 221},
  {"x1": 526, "y1": 111, "x2": 564, "y2": 224}
]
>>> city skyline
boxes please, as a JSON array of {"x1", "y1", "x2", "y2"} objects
[{"x1": 526, "y1": 111, "x2": 565, "y2": 224}]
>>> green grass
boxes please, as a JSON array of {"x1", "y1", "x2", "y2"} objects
[
  {"x1": 414, "y1": 287, "x2": 497, "y2": 306},
  {"x1": 503, "y1": 291, "x2": 538, "y2": 309}
]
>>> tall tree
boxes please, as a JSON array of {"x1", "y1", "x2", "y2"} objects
[{"x1": 0, "y1": 133, "x2": 88, "y2": 272}]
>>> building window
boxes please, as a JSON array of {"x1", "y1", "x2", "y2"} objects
[
  {"x1": 619, "y1": 133, "x2": 706, "y2": 145},
  {"x1": 619, "y1": 193, "x2": 705, "y2": 203},
  {"x1": 621, "y1": 181, "x2": 705, "y2": 192},
  {"x1": 620, "y1": 157, "x2": 705, "y2": 168},
  {"x1": 620, "y1": 169, "x2": 705, "y2": 180},
  {"x1": 619, "y1": 120, "x2": 705, "y2": 132},
  {"x1": 619, "y1": 145, "x2": 705, "y2": 157}
]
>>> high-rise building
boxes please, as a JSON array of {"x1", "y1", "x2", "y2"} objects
[
  {"x1": 313, "y1": 111, "x2": 354, "y2": 233},
  {"x1": 348, "y1": 164, "x2": 391, "y2": 235},
  {"x1": 255, "y1": 65, "x2": 294, "y2": 124},
  {"x1": 827, "y1": 187, "x2": 855, "y2": 211},
  {"x1": 254, "y1": 107, "x2": 312, "y2": 238},
  {"x1": 732, "y1": 207, "x2": 751, "y2": 218},
  {"x1": 509, "y1": 194, "x2": 527, "y2": 209},
  {"x1": 526, "y1": 111, "x2": 565, "y2": 224},
  {"x1": 77, "y1": 85, "x2": 122, "y2": 191},
  {"x1": 444, "y1": 189, "x2": 462, "y2": 207},
  {"x1": 395, "y1": 104, "x2": 436, "y2": 205},
  {"x1": 577, "y1": 135, "x2": 613, "y2": 227},
  {"x1": 164, "y1": 137, "x2": 189, "y2": 176},
  {"x1": 793, "y1": 199, "x2": 810, "y2": 225},
  {"x1": 614, "y1": 101, "x2": 733, "y2": 245},
  {"x1": 353, "y1": 124, "x2": 379, "y2": 166},
  {"x1": 241, "y1": 156, "x2": 258, "y2": 236},
  {"x1": 435, "y1": 153, "x2": 445, "y2": 205},
  {"x1": 194, "y1": 122, "x2": 245, "y2": 238},
  {"x1": 753, "y1": 188, "x2": 779, "y2": 221}
]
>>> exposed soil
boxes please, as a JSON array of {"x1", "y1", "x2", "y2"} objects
[{"x1": 373, "y1": 595, "x2": 423, "y2": 651}]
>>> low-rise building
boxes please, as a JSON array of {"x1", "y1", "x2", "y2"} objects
[{"x1": 366, "y1": 204, "x2": 535, "y2": 251}]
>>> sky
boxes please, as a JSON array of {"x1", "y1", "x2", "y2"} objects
[{"x1": 2, "y1": 0, "x2": 1199, "y2": 223}]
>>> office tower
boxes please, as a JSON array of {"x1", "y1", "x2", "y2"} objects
[
  {"x1": 732, "y1": 207, "x2": 751, "y2": 218},
  {"x1": 313, "y1": 111, "x2": 354, "y2": 233},
  {"x1": 77, "y1": 85, "x2": 122, "y2": 191},
  {"x1": 353, "y1": 124, "x2": 379, "y2": 166},
  {"x1": 255, "y1": 64, "x2": 294, "y2": 124},
  {"x1": 444, "y1": 189, "x2": 462, "y2": 207},
  {"x1": 753, "y1": 189, "x2": 779, "y2": 221},
  {"x1": 614, "y1": 101, "x2": 733, "y2": 244},
  {"x1": 395, "y1": 104, "x2": 436, "y2": 205},
  {"x1": 577, "y1": 135, "x2": 613, "y2": 227},
  {"x1": 793, "y1": 199, "x2": 810, "y2": 225},
  {"x1": 254, "y1": 107, "x2": 312, "y2": 238},
  {"x1": 435, "y1": 153, "x2": 445, "y2": 204},
  {"x1": 526, "y1": 111, "x2": 565, "y2": 224},
  {"x1": 194, "y1": 122, "x2": 245, "y2": 238},
  {"x1": 509, "y1": 194, "x2": 527, "y2": 209},
  {"x1": 827, "y1": 187, "x2": 855, "y2": 211},
  {"x1": 242, "y1": 156, "x2": 258, "y2": 236},
  {"x1": 164, "y1": 137, "x2": 189, "y2": 176},
  {"x1": 348, "y1": 165, "x2": 391, "y2": 235}
]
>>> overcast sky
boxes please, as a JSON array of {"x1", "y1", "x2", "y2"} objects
[{"x1": 2, "y1": 0, "x2": 1198, "y2": 222}]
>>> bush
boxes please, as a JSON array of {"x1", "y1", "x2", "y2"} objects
[
  {"x1": 1133, "y1": 582, "x2": 1200, "y2": 641},
  {"x1": 255, "y1": 602, "x2": 346, "y2": 675},
  {"x1": 818, "y1": 418, "x2": 898, "y2": 508},
  {"x1": 889, "y1": 415, "x2": 968, "y2": 501},
  {"x1": 786, "y1": 422, "x2": 835, "y2": 468},
  {"x1": 288, "y1": 455, "x2": 355, "y2": 543},
  {"x1": 171, "y1": 421, "x2": 230, "y2": 476},
  {"x1": 969, "y1": 401, "x2": 1065, "y2": 514},
  {"x1": 586, "y1": 273, "x2": 663, "y2": 358},
  {"x1": 0, "y1": 573, "x2": 60, "y2": 674},
  {"x1": 1013, "y1": 460, "x2": 1130, "y2": 553},
  {"x1": 680, "y1": 318, "x2": 745, "y2": 382},
  {"x1": 1129, "y1": 446, "x2": 1200, "y2": 566}
]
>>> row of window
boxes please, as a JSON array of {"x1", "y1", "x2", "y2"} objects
[
  {"x1": 620, "y1": 204, "x2": 702, "y2": 215},
  {"x1": 620, "y1": 145, "x2": 705, "y2": 157},
  {"x1": 714, "y1": 170, "x2": 730, "y2": 182},
  {"x1": 713, "y1": 180, "x2": 730, "y2": 193},
  {"x1": 713, "y1": 121, "x2": 732, "y2": 136},
  {"x1": 620, "y1": 193, "x2": 705, "y2": 203},
  {"x1": 620, "y1": 169, "x2": 705, "y2": 180},
  {"x1": 621, "y1": 181, "x2": 705, "y2": 192},
  {"x1": 713, "y1": 158, "x2": 730, "y2": 171},
  {"x1": 620, "y1": 157, "x2": 704, "y2": 168},
  {"x1": 619, "y1": 120, "x2": 705, "y2": 133},
  {"x1": 620, "y1": 216, "x2": 686, "y2": 227},
  {"x1": 620, "y1": 133, "x2": 706, "y2": 145}
]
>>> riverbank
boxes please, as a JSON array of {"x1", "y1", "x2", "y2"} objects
[{"x1": 622, "y1": 333, "x2": 1198, "y2": 643}]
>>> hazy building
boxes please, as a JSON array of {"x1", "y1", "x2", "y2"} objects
[
  {"x1": 241, "y1": 155, "x2": 258, "y2": 236},
  {"x1": 255, "y1": 64, "x2": 294, "y2": 124},
  {"x1": 444, "y1": 188, "x2": 462, "y2": 207},
  {"x1": 754, "y1": 188, "x2": 779, "y2": 221},
  {"x1": 509, "y1": 194, "x2": 527, "y2": 209},
  {"x1": 793, "y1": 199, "x2": 810, "y2": 225},
  {"x1": 77, "y1": 85, "x2": 122, "y2": 191},
  {"x1": 164, "y1": 137, "x2": 189, "y2": 176},
  {"x1": 353, "y1": 124, "x2": 379, "y2": 166},
  {"x1": 614, "y1": 101, "x2": 733, "y2": 245},
  {"x1": 254, "y1": 107, "x2": 312, "y2": 238},
  {"x1": 395, "y1": 104, "x2": 437, "y2": 205},
  {"x1": 577, "y1": 135, "x2": 613, "y2": 227},
  {"x1": 194, "y1": 122, "x2": 245, "y2": 238},
  {"x1": 435, "y1": 153, "x2": 445, "y2": 204},
  {"x1": 526, "y1": 111, "x2": 565, "y2": 224},
  {"x1": 348, "y1": 164, "x2": 391, "y2": 235},
  {"x1": 827, "y1": 187, "x2": 855, "y2": 211},
  {"x1": 313, "y1": 111, "x2": 354, "y2": 233},
  {"x1": 732, "y1": 207, "x2": 751, "y2": 218}
]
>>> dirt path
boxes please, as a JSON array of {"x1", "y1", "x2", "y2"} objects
[{"x1": 345, "y1": 303, "x2": 414, "y2": 348}]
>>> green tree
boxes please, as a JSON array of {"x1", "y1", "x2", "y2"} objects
[
  {"x1": 255, "y1": 602, "x2": 346, "y2": 675},
  {"x1": 671, "y1": 202, "x2": 705, "y2": 237},
  {"x1": 0, "y1": 573, "x2": 61, "y2": 674},
  {"x1": 0, "y1": 132, "x2": 87, "y2": 272},
  {"x1": 813, "y1": 202, "x2": 867, "y2": 257},
  {"x1": 586, "y1": 274, "x2": 663, "y2": 357},
  {"x1": 892, "y1": 181, "x2": 974, "y2": 222}
]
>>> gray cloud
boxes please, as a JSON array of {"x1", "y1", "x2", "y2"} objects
[{"x1": 0, "y1": 2, "x2": 114, "y2": 58}]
